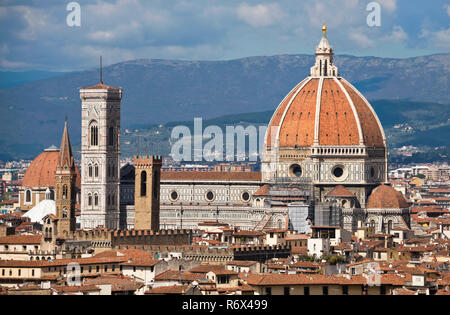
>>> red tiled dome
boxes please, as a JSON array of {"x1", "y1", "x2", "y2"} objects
[
  {"x1": 22, "y1": 149, "x2": 81, "y2": 188},
  {"x1": 326, "y1": 185, "x2": 355, "y2": 198},
  {"x1": 367, "y1": 185, "x2": 409, "y2": 209},
  {"x1": 266, "y1": 77, "x2": 385, "y2": 149}
]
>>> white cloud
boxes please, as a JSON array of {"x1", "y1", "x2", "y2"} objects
[
  {"x1": 446, "y1": 4, "x2": 450, "y2": 17},
  {"x1": 382, "y1": 25, "x2": 408, "y2": 42},
  {"x1": 377, "y1": 0, "x2": 397, "y2": 13},
  {"x1": 236, "y1": 3, "x2": 284, "y2": 27},
  {"x1": 420, "y1": 26, "x2": 450, "y2": 50},
  {"x1": 349, "y1": 31, "x2": 375, "y2": 48}
]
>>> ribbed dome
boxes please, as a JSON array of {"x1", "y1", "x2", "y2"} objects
[
  {"x1": 265, "y1": 26, "x2": 385, "y2": 151},
  {"x1": 22, "y1": 149, "x2": 81, "y2": 188},
  {"x1": 265, "y1": 77, "x2": 385, "y2": 149},
  {"x1": 367, "y1": 185, "x2": 409, "y2": 209}
]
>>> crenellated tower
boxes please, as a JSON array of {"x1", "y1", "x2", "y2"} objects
[{"x1": 134, "y1": 155, "x2": 162, "y2": 231}]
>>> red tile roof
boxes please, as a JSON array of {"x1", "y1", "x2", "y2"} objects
[
  {"x1": 145, "y1": 285, "x2": 188, "y2": 294},
  {"x1": 0, "y1": 235, "x2": 41, "y2": 245},
  {"x1": 326, "y1": 185, "x2": 355, "y2": 198},
  {"x1": 367, "y1": 185, "x2": 409, "y2": 209},
  {"x1": 22, "y1": 150, "x2": 81, "y2": 188}
]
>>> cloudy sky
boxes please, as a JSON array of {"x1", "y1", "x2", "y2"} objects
[{"x1": 0, "y1": 0, "x2": 449, "y2": 71}]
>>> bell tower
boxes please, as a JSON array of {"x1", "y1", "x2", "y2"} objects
[
  {"x1": 55, "y1": 120, "x2": 76, "y2": 237},
  {"x1": 80, "y1": 66, "x2": 122, "y2": 230},
  {"x1": 134, "y1": 155, "x2": 162, "y2": 231}
]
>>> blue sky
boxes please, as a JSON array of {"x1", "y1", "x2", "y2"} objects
[{"x1": 0, "y1": 0, "x2": 449, "y2": 71}]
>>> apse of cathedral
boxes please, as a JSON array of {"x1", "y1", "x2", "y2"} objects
[{"x1": 20, "y1": 26, "x2": 410, "y2": 235}]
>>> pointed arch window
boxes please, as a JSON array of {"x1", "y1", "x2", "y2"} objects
[
  {"x1": 88, "y1": 193, "x2": 92, "y2": 206},
  {"x1": 94, "y1": 164, "x2": 99, "y2": 178},
  {"x1": 94, "y1": 193, "x2": 99, "y2": 206},
  {"x1": 89, "y1": 122, "x2": 99, "y2": 146},
  {"x1": 62, "y1": 185, "x2": 68, "y2": 200},
  {"x1": 89, "y1": 164, "x2": 93, "y2": 178},
  {"x1": 62, "y1": 208, "x2": 68, "y2": 218},
  {"x1": 141, "y1": 171, "x2": 147, "y2": 197}
]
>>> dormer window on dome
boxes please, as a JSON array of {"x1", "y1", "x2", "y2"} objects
[{"x1": 310, "y1": 24, "x2": 339, "y2": 77}]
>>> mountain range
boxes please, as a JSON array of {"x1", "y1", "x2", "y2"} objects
[{"x1": 0, "y1": 53, "x2": 449, "y2": 161}]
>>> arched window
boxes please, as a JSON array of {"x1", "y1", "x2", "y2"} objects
[
  {"x1": 94, "y1": 164, "x2": 99, "y2": 178},
  {"x1": 88, "y1": 194, "x2": 92, "y2": 206},
  {"x1": 50, "y1": 190, "x2": 55, "y2": 201},
  {"x1": 387, "y1": 220, "x2": 393, "y2": 234},
  {"x1": 94, "y1": 194, "x2": 99, "y2": 206},
  {"x1": 111, "y1": 194, "x2": 115, "y2": 205},
  {"x1": 141, "y1": 171, "x2": 147, "y2": 197},
  {"x1": 62, "y1": 185, "x2": 68, "y2": 200},
  {"x1": 89, "y1": 164, "x2": 93, "y2": 178},
  {"x1": 62, "y1": 208, "x2": 68, "y2": 218},
  {"x1": 25, "y1": 190, "x2": 31, "y2": 203},
  {"x1": 90, "y1": 122, "x2": 99, "y2": 146}
]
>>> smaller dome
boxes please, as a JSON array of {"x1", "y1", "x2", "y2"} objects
[
  {"x1": 367, "y1": 185, "x2": 408, "y2": 209},
  {"x1": 22, "y1": 150, "x2": 81, "y2": 188},
  {"x1": 326, "y1": 185, "x2": 355, "y2": 198}
]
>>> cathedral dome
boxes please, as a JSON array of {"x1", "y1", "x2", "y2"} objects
[
  {"x1": 22, "y1": 147, "x2": 81, "y2": 188},
  {"x1": 265, "y1": 27, "x2": 385, "y2": 150},
  {"x1": 367, "y1": 185, "x2": 409, "y2": 209}
]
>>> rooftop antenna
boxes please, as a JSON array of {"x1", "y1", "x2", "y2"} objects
[{"x1": 100, "y1": 56, "x2": 103, "y2": 84}]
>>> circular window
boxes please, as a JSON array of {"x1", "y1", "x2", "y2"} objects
[
  {"x1": 333, "y1": 167, "x2": 344, "y2": 178},
  {"x1": 241, "y1": 192, "x2": 251, "y2": 202},
  {"x1": 289, "y1": 164, "x2": 303, "y2": 177},
  {"x1": 205, "y1": 191, "x2": 215, "y2": 202},
  {"x1": 331, "y1": 165, "x2": 347, "y2": 182},
  {"x1": 169, "y1": 191, "x2": 179, "y2": 202}
]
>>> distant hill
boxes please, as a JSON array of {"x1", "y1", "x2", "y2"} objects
[
  {"x1": 0, "y1": 53, "x2": 448, "y2": 160},
  {"x1": 118, "y1": 100, "x2": 450, "y2": 161}
]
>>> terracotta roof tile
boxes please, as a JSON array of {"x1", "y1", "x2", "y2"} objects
[
  {"x1": 367, "y1": 185, "x2": 409, "y2": 209},
  {"x1": 22, "y1": 150, "x2": 81, "y2": 188},
  {"x1": 325, "y1": 185, "x2": 355, "y2": 198}
]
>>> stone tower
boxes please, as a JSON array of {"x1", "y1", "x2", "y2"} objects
[
  {"x1": 55, "y1": 120, "x2": 76, "y2": 236},
  {"x1": 134, "y1": 155, "x2": 162, "y2": 231},
  {"x1": 80, "y1": 81, "x2": 122, "y2": 230}
]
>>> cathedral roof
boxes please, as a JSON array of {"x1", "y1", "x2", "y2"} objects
[
  {"x1": 265, "y1": 77, "x2": 385, "y2": 149},
  {"x1": 325, "y1": 185, "x2": 355, "y2": 198},
  {"x1": 367, "y1": 185, "x2": 409, "y2": 209},
  {"x1": 22, "y1": 150, "x2": 81, "y2": 188},
  {"x1": 265, "y1": 26, "x2": 385, "y2": 150},
  {"x1": 160, "y1": 171, "x2": 262, "y2": 182},
  {"x1": 253, "y1": 184, "x2": 270, "y2": 196},
  {"x1": 22, "y1": 199, "x2": 56, "y2": 224}
]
